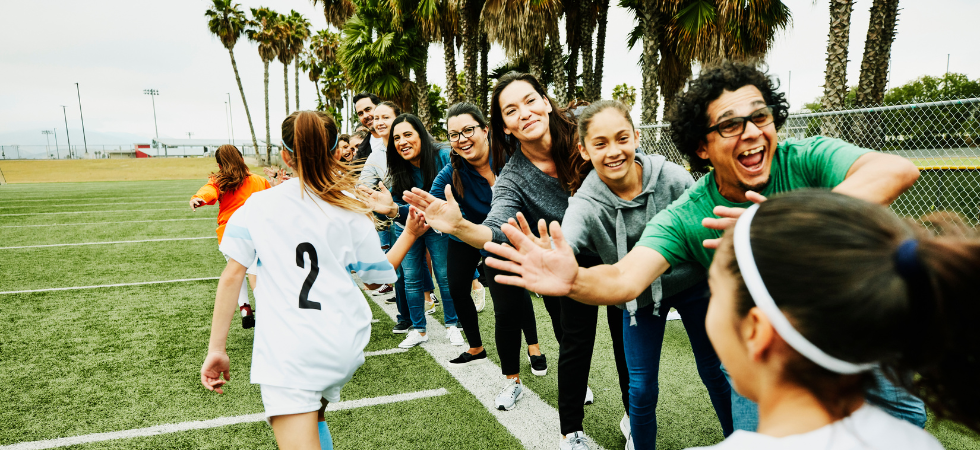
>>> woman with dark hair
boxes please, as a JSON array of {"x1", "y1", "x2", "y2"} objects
[
  {"x1": 365, "y1": 113, "x2": 458, "y2": 348},
  {"x1": 689, "y1": 189, "x2": 979, "y2": 448},
  {"x1": 402, "y1": 72, "x2": 628, "y2": 448},
  {"x1": 190, "y1": 144, "x2": 271, "y2": 328}
]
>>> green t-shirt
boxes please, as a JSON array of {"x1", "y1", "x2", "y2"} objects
[{"x1": 636, "y1": 136, "x2": 871, "y2": 269}]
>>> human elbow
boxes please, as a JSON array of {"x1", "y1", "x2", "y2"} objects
[{"x1": 899, "y1": 159, "x2": 921, "y2": 191}]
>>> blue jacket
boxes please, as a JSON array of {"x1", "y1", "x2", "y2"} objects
[
  {"x1": 393, "y1": 144, "x2": 452, "y2": 224},
  {"x1": 430, "y1": 153, "x2": 502, "y2": 247}
]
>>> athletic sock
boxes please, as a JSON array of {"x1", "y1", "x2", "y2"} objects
[
  {"x1": 237, "y1": 277, "x2": 249, "y2": 307},
  {"x1": 318, "y1": 421, "x2": 333, "y2": 450}
]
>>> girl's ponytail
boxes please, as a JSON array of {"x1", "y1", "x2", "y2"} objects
[{"x1": 212, "y1": 145, "x2": 250, "y2": 193}]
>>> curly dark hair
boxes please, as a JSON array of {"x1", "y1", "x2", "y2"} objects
[{"x1": 667, "y1": 61, "x2": 790, "y2": 174}]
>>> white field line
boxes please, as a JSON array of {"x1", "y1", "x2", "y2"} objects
[
  {"x1": 0, "y1": 277, "x2": 220, "y2": 295},
  {"x1": 358, "y1": 278, "x2": 600, "y2": 450},
  {"x1": 0, "y1": 388, "x2": 449, "y2": 450},
  {"x1": 0, "y1": 236, "x2": 215, "y2": 250},
  {"x1": 0, "y1": 208, "x2": 184, "y2": 217},
  {"x1": 0, "y1": 201, "x2": 185, "y2": 209},
  {"x1": 0, "y1": 218, "x2": 215, "y2": 228},
  {"x1": 364, "y1": 348, "x2": 408, "y2": 357},
  {"x1": 1, "y1": 196, "x2": 187, "y2": 203}
]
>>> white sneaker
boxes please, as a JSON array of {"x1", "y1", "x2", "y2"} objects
[
  {"x1": 471, "y1": 287, "x2": 486, "y2": 312},
  {"x1": 398, "y1": 329, "x2": 428, "y2": 348},
  {"x1": 619, "y1": 413, "x2": 630, "y2": 439},
  {"x1": 625, "y1": 434, "x2": 634, "y2": 450},
  {"x1": 424, "y1": 299, "x2": 436, "y2": 315},
  {"x1": 584, "y1": 386, "x2": 594, "y2": 405},
  {"x1": 666, "y1": 310, "x2": 681, "y2": 321},
  {"x1": 447, "y1": 326, "x2": 464, "y2": 346},
  {"x1": 494, "y1": 378, "x2": 524, "y2": 411},
  {"x1": 559, "y1": 431, "x2": 594, "y2": 450}
]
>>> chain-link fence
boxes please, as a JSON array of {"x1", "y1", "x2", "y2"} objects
[{"x1": 638, "y1": 96, "x2": 980, "y2": 225}]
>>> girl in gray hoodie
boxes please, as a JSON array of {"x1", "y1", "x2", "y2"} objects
[{"x1": 552, "y1": 101, "x2": 733, "y2": 449}]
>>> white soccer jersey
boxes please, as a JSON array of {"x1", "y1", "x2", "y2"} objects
[{"x1": 220, "y1": 178, "x2": 396, "y2": 392}]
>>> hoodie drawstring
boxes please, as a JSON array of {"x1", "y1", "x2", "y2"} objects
[{"x1": 616, "y1": 209, "x2": 640, "y2": 326}]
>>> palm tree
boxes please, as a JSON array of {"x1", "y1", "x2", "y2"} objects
[
  {"x1": 855, "y1": 0, "x2": 899, "y2": 106},
  {"x1": 275, "y1": 12, "x2": 296, "y2": 115},
  {"x1": 622, "y1": 0, "x2": 667, "y2": 123},
  {"x1": 821, "y1": 0, "x2": 853, "y2": 137},
  {"x1": 311, "y1": 0, "x2": 355, "y2": 28},
  {"x1": 205, "y1": 0, "x2": 259, "y2": 156},
  {"x1": 460, "y1": 0, "x2": 487, "y2": 104},
  {"x1": 287, "y1": 11, "x2": 312, "y2": 111},
  {"x1": 248, "y1": 7, "x2": 280, "y2": 162},
  {"x1": 415, "y1": 0, "x2": 462, "y2": 106},
  {"x1": 482, "y1": 0, "x2": 561, "y2": 82}
]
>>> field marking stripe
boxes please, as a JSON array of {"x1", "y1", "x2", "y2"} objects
[
  {"x1": 0, "y1": 388, "x2": 449, "y2": 450},
  {"x1": 1, "y1": 196, "x2": 188, "y2": 202},
  {"x1": 0, "y1": 236, "x2": 216, "y2": 250},
  {"x1": 0, "y1": 208, "x2": 185, "y2": 216},
  {"x1": 0, "y1": 218, "x2": 215, "y2": 228},
  {"x1": 0, "y1": 201, "x2": 185, "y2": 209},
  {"x1": 364, "y1": 348, "x2": 408, "y2": 357},
  {"x1": 0, "y1": 277, "x2": 220, "y2": 295}
]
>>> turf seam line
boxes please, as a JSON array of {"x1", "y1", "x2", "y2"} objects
[
  {"x1": 364, "y1": 348, "x2": 408, "y2": 357},
  {"x1": 0, "y1": 218, "x2": 215, "y2": 228},
  {"x1": 0, "y1": 277, "x2": 220, "y2": 295},
  {"x1": 0, "y1": 388, "x2": 449, "y2": 450},
  {"x1": 0, "y1": 208, "x2": 185, "y2": 216},
  {"x1": 0, "y1": 236, "x2": 216, "y2": 250},
  {"x1": 0, "y1": 201, "x2": 185, "y2": 209}
]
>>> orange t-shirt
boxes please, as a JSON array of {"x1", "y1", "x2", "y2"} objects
[{"x1": 192, "y1": 173, "x2": 272, "y2": 242}]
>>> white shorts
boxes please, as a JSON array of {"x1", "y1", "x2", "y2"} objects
[
  {"x1": 260, "y1": 384, "x2": 342, "y2": 420},
  {"x1": 223, "y1": 253, "x2": 257, "y2": 275}
]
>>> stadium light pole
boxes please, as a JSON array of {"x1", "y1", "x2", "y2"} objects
[
  {"x1": 144, "y1": 89, "x2": 164, "y2": 156},
  {"x1": 75, "y1": 83, "x2": 89, "y2": 155},
  {"x1": 226, "y1": 92, "x2": 235, "y2": 145},
  {"x1": 53, "y1": 127, "x2": 60, "y2": 158},
  {"x1": 42, "y1": 130, "x2": 54, "y2": 159},
  {"x1": 224, "y1": 101, "x2": 231, "y2": 144},
  {"x1": 61, "y1": 105, "x2": 73, "y2": 158}
]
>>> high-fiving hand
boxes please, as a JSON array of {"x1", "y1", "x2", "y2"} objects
[
  {"x1": 401, "y1": 186, "x2": 465, "y2": 234},
  {"x1": 403, "y1": 206, "x2": 430, "y2": 238},
  {"x1": 701, "y1": 190, "x2": 767, "y2": 249},
  {"x1": 483, "y1": 220, "x2": 579, "y2": 297},
  {"x1": 357, "y1": 182, "x2": 398, "y2": 217}
]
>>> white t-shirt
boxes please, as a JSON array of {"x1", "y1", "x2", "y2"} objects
[
  {"x1": 689, "y1": 405, "x2": 943, "y2": 450},
  {"x1": 220, "y1": 178, "x2": 396, "y2": 392},
  {"x1": 369, "y1": 134, "x2": 385, "y2": 153},
  {"x1": 359, "y1": 139, "x2": 389, "y2": 187}
]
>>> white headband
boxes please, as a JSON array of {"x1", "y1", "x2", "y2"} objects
[{"x1": 732, "y1": 203, "x2": 876, "y2": 375}]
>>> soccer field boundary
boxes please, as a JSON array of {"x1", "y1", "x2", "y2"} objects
[
  {"x1": 1, "y1": 195, "x2": 190, "y2": 202},
  {"x1": 360, "y1": 280, "x2": 603, "y2": 450},
  {"x1": 0, "y1": 388, "x2": 450, "y2": 450},
  {"x1": 0, "y1": 236, "x2": 216, "y2": 250},
  {"x1": 0, "y1": 218, "x2": 215, "y2": 228},
  {"x1": 0, "y1": 208, "x2": 185, "y2": 217},
  {"x1": 0, "y1": 277, "x2": 220, "y2": 295},
  {"x1": 0, "y1": 201, "x2": 186, "y2": 209}
]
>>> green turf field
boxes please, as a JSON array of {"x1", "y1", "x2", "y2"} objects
[{"x1": 1, "y1": 179, "x2": 977, "y2": 449}]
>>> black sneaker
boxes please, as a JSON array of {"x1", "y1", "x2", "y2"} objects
[
  {"x1": 240, "y1": 304, "x2": 255, "y2": 329},
  {"x1": 528, "y1": 351, "x2": 547, "y2": 376},
  {"x1": 450, "y1": 349, "x2": 487, "y2": 365},
  {"x1": 392, "y1": 322, "x2": 412, "y2": 334}
]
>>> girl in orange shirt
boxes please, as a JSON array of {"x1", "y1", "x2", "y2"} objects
[{"x1": 190, "y1": 145, "x2": 271, "y2": 328}]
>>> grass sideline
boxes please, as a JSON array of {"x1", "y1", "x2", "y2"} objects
[{"x1": 0, "y1": 158, "x2": 263, "y2": 183}]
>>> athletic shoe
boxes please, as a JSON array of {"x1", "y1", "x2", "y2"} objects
[
  {"x1": 431, "y1": 293, "x2": 439, "y2": 305},
  {"x1": 471, "y1": 287, "x2": 486, "y2": 312},
  {"x1": 398, "y1": 329, "x2": 428, "y2": 348},
  {"x1": 425, "y1": 299, "x2": 436, "y2": 315},
  {"x1": 584, "y1": 386, "x2": 594, "y2": 405},
  {"x1": 559, "y1": 431, "x2": 594, "y2": 450},
  {"x1": 392, "y1": 322, "x2": 412, "y2": 334},
  {"x1": 619, "y1": 414, "x2": 630, "y2": 440},
  {"x1": 240, "y1": 304, "x2": 255, "y2": 329},
  {"x1": 385, "y1": 295, "x2": 397, "y2": 304},
  {"x1": 494, "y1": 378, "x2": 524, "y2": 411},
  {"x1": 528, "y1": 351, "x2": 548, "y2": 376},
  {"x1": 447, "y1": 326, "x2": 465, "y2": 346},
  {"x1": 450, "y1": 349, "x2": 487, "y2": 365},
  {"x1": 372, "y1": 284, "x2": 393, "y2": 296},
  {"x1": 625, "y1": 434, "x2": 634, "y2": 450}
]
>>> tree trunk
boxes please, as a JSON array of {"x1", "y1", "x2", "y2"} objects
[
  {"x1": 284, "y1": 62, "x2": 290, "y2": 115},
  {"x1": 856, "y1": 0, "x2": 900, "y2": 106},
  {"x1": 565, "y1": 0, "x2": 581, "y2": 102},
  {"x1": 550, "y1": 27, "x2": 567, "y2": 106},
  {"x1": 591, "y1": 0, "x2": 609, "y2": 102},
  {"x1": 640, "y1": 5, "x2": 661, "y2": 124},
  {"x1": 443, "y1": 32, "x2": 460, "y2": 106},
  {"x1": 579, "y1": 0, "x2": 595, "y2": 102},
  {"x1": 480, "y1": 32, "x2": 489, "y2": 113},
  {"x1": 264, "y1": 60, "x2": 272, "y2": 164},
  {"x1": 228, "y1": 48, "x2": 259, "y2": 158},
  {"x1": 462, "y1": 0, "x2": 479, "y2": 103},
  {"x1": 871, "y1": 0, "x2": 899, "y2": 103},
  {"x1": 315, "y1": 79, "x2": 323, "y2": 106},
  {"x1": 821, "y1": 0, "x2": 853, "y2": 137},
  {"x1": 295, "y1": 58, "x2": 301, "y2": 111},
  {"x1": 529, "y1": 54, "x2": 545, "y2": 83},
  {"x1": 417, "y1": 56, "x2": 431, "y2": 131}
]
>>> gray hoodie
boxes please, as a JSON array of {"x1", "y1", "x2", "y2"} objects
[{"x1": 562, "y1": 152, "x2": 706, "y2": 324}]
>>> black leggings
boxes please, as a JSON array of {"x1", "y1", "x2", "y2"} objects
[{"x1": 481, "y1": 245, "x2": 562, "y2": 376}]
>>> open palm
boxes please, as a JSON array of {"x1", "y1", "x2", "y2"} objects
[
  {"x1": 402, "y1": 186, "x2": 464, "y2": 234},
  {"x1": 483, "y1": 221, "x2": 578, "y2": 297}
]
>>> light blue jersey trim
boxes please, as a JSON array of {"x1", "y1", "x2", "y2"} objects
[
  {"x1": 223, "y1": 225, "x2": 252, "y2": 240},
  {"x1": 346, "y1": 260, "x2": 393, "y2": 273}
]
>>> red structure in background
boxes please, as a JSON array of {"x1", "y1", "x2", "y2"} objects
[{"x1": 135, "y1": 144, "x2": 151, "y2": 158}]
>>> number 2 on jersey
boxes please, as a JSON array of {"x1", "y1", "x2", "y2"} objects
[{"x1": 295, "y1": 243, "x2": 321, "y2": 310}]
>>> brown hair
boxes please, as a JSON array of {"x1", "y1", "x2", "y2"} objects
[
  {"x1": 446, "y1": 102, "x2": 489, "y2": 199},
  {"x1": 720, "y1": 189, "x2": 980, "y2": 430},
  {"x1": 285, "y1": 111, "x2": 373, "y2": 218},
  {"x1": 211, "y1": 145, "x2": 251, "y2": 194},
  {"x1": 570, "y1": 100, "x2": 636, "y2": 192},
  {"x1": 489, "y1": 72, "x2": 590, "y2": 193}
]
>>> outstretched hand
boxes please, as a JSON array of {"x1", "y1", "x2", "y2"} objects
[
  {"x1": 507, "y1": 212, "x2": 551, "y2": 250},
  {"x1": 403, "y1": 206, "x2": 430, "y2": 238},
  {"x1": 701, "y1": 190, "x2": 768, "y2": 249},
  {"x1": 190, "y1": 198, "x2": 205, "y2": 210},
  {"x1": 401, "y1": 186, "x2": 464, "y2": 234},
  {"x1": 483, "y1": 221, "x2": 578, "y2": 297},
  {"x1": 357, "y1": 182, "x2": 397, "y2": 216},
  {"x1": 201, "y1": 351, "x2": 231, "y2": 394}
]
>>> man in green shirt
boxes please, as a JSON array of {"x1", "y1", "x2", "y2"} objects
[{"x1": 484, "y1": 61, "x2": 923, "y2": 431}]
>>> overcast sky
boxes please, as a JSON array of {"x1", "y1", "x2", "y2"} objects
[{"x1": 2, "y1": 0, "x2": 977, "y2": 147}]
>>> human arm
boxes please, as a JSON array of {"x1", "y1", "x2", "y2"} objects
[
  {"x1": 200, "y1": 258, "x2": 247, "y2": 394},
  {"x1": 402, "y1": 185, "x2": 494, "y2": 248},
  {"x1": 832, "y1": 152, "x2": 919, "y2": 205},
  {"x1": 362, "y1": 207, "x2": 429, "y2": 290},
  {"x1": 358, "y1": 182, "x2": 399, "y2": 218},
  {"x1": 484, "y1": 221, "x2": 671, "y2": 305},
  {"x1": 191, "y1": 180, "x2": 219, "y2": 209}
]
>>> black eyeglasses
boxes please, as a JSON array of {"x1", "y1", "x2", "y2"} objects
[
  {"x1": 705, "y1": 106, "x2": 775, "y2": 138},
  {"x1": 448, "y1": 125, "x2": 480, "y2": 142}
]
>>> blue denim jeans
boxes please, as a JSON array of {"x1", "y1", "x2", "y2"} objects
[
  {"x1": 398, "y1": 225, "x2": 457, "y2": 332},
  {"x1": 623, "y1": 281, "x2": 733, "y2": 450},
  {"x1": 725, "y1": 365, "x2": 928, "y2": 431}
]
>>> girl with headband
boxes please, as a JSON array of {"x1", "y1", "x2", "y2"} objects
[{"x1": 695, "y1": 189, "x2": 979, "y2": 449}]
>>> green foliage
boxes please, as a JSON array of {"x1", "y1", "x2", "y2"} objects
[
  {"x1": 305, "y1": 29, "x2": 346, "y2": 123},
  {"x1": 884, "y1": 73, "x2": 980, "y2": 105},
  {"x1": 428, "y1": 84, "x2": 448, "y2": 140},
  {"x1": 612, "y1": 83, "x2": 637, "y2": 108},
  {"x1": 205, "y1": 0, "x2": 250, "y2": 49},
  {"x1": 248, "y1": 7, "x2": 281, "y2": 63}
]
